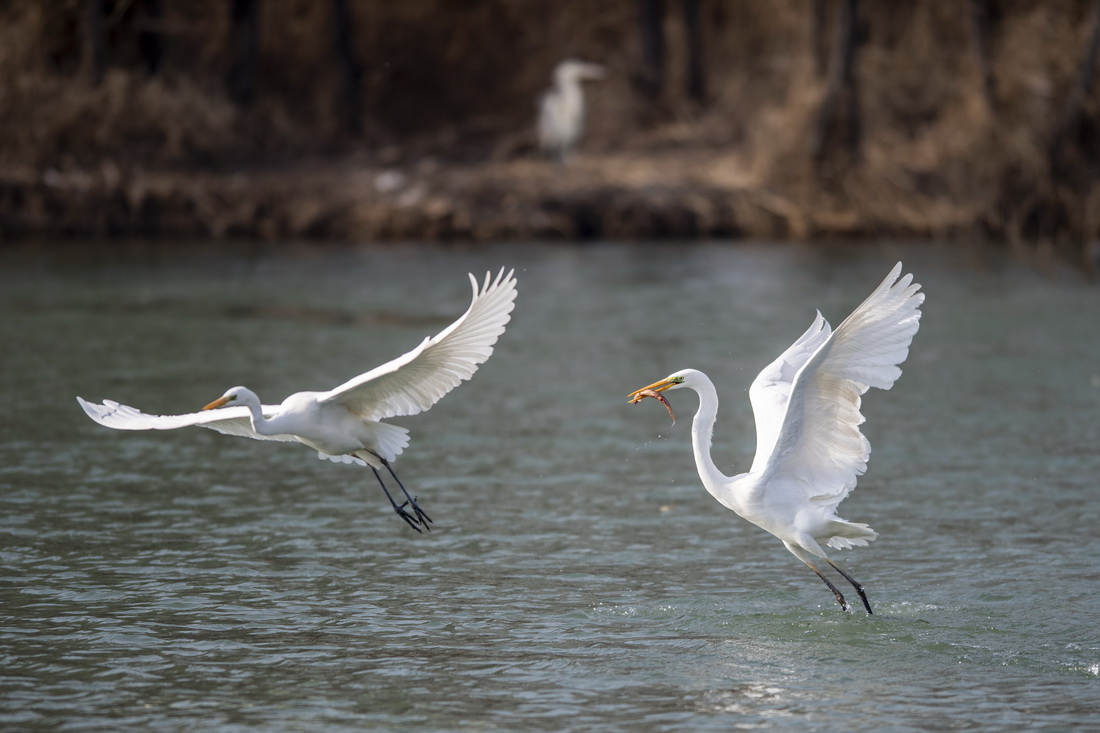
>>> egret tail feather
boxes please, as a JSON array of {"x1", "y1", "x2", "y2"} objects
[{"x1": 824, "y1": 520, "x2": 878, "y2": 550}]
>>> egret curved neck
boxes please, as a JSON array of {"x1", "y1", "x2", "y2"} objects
[
  {"x1": 557, "y1": 78, "x2": 584, "y2": 113},
  {"x1": 687, "y1": 375, "x2": 732, "y2": 493},
  {"x1": 242, "y1": 398, "x2": 278, "y2": 436}
]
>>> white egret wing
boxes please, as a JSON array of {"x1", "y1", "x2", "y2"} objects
[
  {"x1": 755, "y1": 263, "x2": 924, "y2": 507},
  {"x1": 76, "y1": 396, "x2": 299, "y2": 443},
  {"x1": 318, "y1": 268, "x2": 518, "y2": 420},
  {"x1": 747, "y1": 309, "x2": 832, "y2": 473}
]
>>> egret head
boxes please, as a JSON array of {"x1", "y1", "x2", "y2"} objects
[
  {"x1": 626, "y1": 371, "x2": 697, "y2": 424},
  {"x1": 202, "y1": 386, "x2": 256, "y2": 411},
  {"x1": 554, "y1": 59, "x2": 606, "y2": 86},
  {"x1": 627, "y1": 370, "x2": 693, "y2": 401}
]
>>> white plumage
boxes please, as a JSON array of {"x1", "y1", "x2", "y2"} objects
[
  {"x1": 538, "y1": 59, "x2": 605, "y2": 163},
  {"x1": 629, "y1": 263, "x2": 923, "y2": 613},
  {"x1": 78, "y1": 268, "x2": 518, "y2": 532}
]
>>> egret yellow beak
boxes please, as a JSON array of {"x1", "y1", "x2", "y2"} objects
[
  {"x1": 627, "y1": 379, "x2": 677, "y2": 424},
  {"x1": 627, "y1": 378, "x2": 676, "y2": 403},
  {"x1": 202, "y1": 395, "x2": 232, "y2": 411}
]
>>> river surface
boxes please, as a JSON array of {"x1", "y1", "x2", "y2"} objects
[{"x1": 1, "y1": 241, "x2": 1098, "y2": 731}]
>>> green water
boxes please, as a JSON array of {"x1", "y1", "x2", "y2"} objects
[{"x1": 1, "y1": 241, "x2": 1097, "y2": 731}]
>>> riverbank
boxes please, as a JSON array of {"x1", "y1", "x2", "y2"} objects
[
  {"x1": 4, "y1": 2, "x2": 1100, "y2": 259},
  {"x1": 0, "y1": 146, "x2": 989, "y2": 243}
]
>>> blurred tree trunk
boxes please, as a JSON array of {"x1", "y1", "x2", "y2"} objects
[
  {"x1": 1018, "y1": 0, "x2": 1100, "y2": 249},
  {"x1": 967, "y1": 0, "x2": 997, "y2": 111},
  {"x1": 681, "y1": 0, "x2": 706, "y2": 105},
  {"x1": 811, "y1": 0, "x2": 828, "y2": 77},
  {"x1": 138, "y1": 0, "x2": 164, "y2": 74},
  {"x1": 1049, "y1": 0, "x2": 1100, "y2": 179},
  {"x1": 82, "y1": 0, "x2": 106, "y2": 86},
  {"x1": 811, "y1": 0, "x2": 862, "y2": 170},
  {"x1": 331, "y1": 0, "x2": 364, "y2": 137},
  {"x1": 229, "y1": 0, "x2": 261, "y2": 105},
  {"x1": 636, "y1": 0, "x2": 664, "y2": 101}
]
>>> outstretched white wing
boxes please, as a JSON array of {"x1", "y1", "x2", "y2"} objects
[
  {"x1": 76, "y1": 396, "x2": 299, "y2": 443},
  {"x1": 748, "y1": 310, "x2": 832, "y2": 473},
  {"x1": 751, "y1": 262, "x2": 924, "y2": 507},
  {"x1": 318, "y1": 267, "x2": 518, "y2": 420}
]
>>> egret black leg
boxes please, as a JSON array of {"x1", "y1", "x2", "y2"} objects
[
  {"x1": 371, "y1": 466, "x2": 423, "y2": 533},
  {"x1": 381, "y1": 459, "x2": 432, "y2": 529},
  {"x1": 802, "y1": 558, "x2": 851, "y2": 612},
  {"x1": 827, "y1": 559, "x2": 873, "y2": 615}
]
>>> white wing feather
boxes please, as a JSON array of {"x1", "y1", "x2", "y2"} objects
[
  {"x1": 318, "y1": 267, "x2": 518, "y2": 420},
  {"x1": 76, "y1": 396, "x2": 299, "y2": 443},
  {"x1": 76, "y1": 268, "x2": 516, "y2": 455},
  {"x1": 752, "y1": 262, "x2": 924, "y2": 507},
  {"x1": 748, "y1": 310, "x2": 832, "y2": 472}
]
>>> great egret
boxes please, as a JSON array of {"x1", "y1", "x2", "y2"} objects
[
  {"x1": 78, "y1": 268, "x2": 518, "y2": 533},
  {"x1": 538, "y1": 59, "x2": 606, "y2": 163},
  {"x1": 629, "y1": 263, "x2": 923, "y2": 613}
]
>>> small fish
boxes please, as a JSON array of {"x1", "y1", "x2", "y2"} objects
[{"x1": 629, "y1": 388, "x2": 676, "y2": 425}]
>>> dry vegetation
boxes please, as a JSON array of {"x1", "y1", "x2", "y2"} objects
[{"x1": 2, "y1": 0, "x2": 1100, "y2": 259}]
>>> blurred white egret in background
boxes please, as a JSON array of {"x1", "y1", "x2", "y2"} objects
[
  {"x1": 538, "y1": 59, "x2": 606, "y2": 163},
  {"x1": 79, "y1": 268, "x2": 518, "y2": 533},
  {"x1": 629, "y1": 263, "x2": 924, "y2": 613}
]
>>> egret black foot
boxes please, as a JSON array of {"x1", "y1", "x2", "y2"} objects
[
  {"x1": 392, "y1": 502, "x2": 425, "y2": 533},
  {"x1": 401, "y1": 497, "x2": 433, "y2": 531}
]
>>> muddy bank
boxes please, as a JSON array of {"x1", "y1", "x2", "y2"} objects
[{"x1": 0, "y1": 149, "x2": 987, "y2": 243}]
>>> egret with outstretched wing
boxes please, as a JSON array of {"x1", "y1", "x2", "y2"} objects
[
  {"x1": 79, "y1": 268, "x2": 518, "y2": 532},
  {"x1": 629, "y1": 263, "x2": 923, "y2": 612}
]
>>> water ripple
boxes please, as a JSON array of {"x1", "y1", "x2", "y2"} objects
[{"x1": 3, "y1": 243, "x2": 1100, "y2": 730}]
